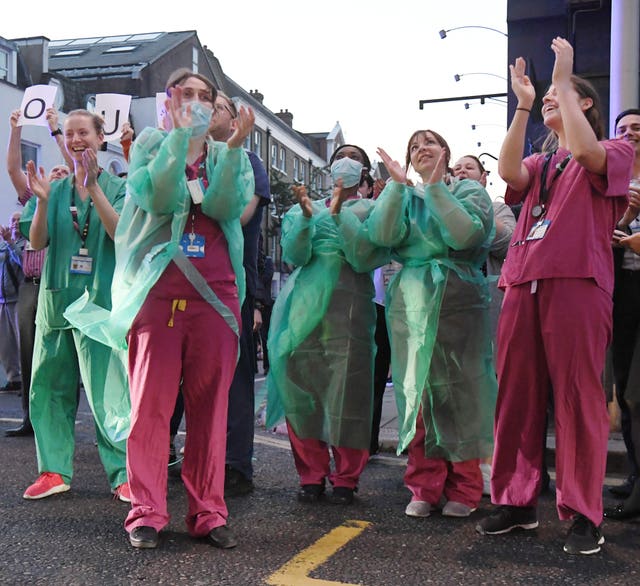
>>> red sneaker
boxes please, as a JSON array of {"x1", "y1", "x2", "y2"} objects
[
  {"x1": 112, "y1": 482, "x2": 131, "y2": 503},
  {"x1": 23, "y1": 472, "x2": 70, "y2": 500}
]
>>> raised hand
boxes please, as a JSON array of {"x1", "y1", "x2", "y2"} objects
[
  {"x1": 166, "y1": 85, "x2": 190, "y2": 130},
  {"x1": 551, "y1": 37, "x2": 574, "y2": 89},
  {"x1": 329, "y1": 178, "x2": 349, "y2": 215},
  {"x1": 26, "y1": 160, "x2": 51, "y2": 202},
  {"x1": 426, "y1": 150, "x2": 448, "y2": 185},
  {"x1": 9, "y1": 109, "x2": 21, "y2": 129},
  {"x1": 509, "y1": 57, "x2": 535, "y2": 109},
  {"x1": 45, "y1": 107, "x2": 60, "y2": 133},
  {"x1": 228, "y1": 105, "x2": 255, "y2": 149},
  {"x1": 292, "y1": 184, "x2": 314, "y2": 218},
  {"x1": 81, "y1": 149, "x2": 100, "y2": 189},
  {"x1": 120, "y1": 121, "x2": 134, "y2": 143},
  {"x1": 376, "y1": 147, "x2": 406, "y2": 184}
]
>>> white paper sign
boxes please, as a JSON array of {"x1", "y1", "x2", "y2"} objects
[
  {"x1": 95, "y1": 93, "x2": 132, "y2": 143},
  {"x1": 18, "y1": 85, "x2": 58, "y2": 127},
  {"x1": 156, "y1": 92, "x2": 168, "y2": 129}
]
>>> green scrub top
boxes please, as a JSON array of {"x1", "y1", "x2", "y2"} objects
[{"x1": 20, "y1": 172, "x2": 126, "y2": 330}]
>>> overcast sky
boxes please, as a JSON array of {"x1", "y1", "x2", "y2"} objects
[{"x1": 4, "y1": 0, "x2": 509, "y2": 194}]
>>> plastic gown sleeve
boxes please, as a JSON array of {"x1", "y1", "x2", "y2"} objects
[
  {"x1": 281, "y1": 205, "x2": 314, "y2": 267},
  {"x1": 337, "y1": 204, "x2": 391, "y2": 272},
  {"x1": 367, "y1": 181, "x2": 410, "y2": 247},
  {"x1": 425, "y1": 180, "x2": 491, "y2": 250},
  {"x1": 127, "y1": 127, "x2": 190, "y2": 214},
  {"x1": 202, "y1": 146, "x2": 253, "y2": 221}
]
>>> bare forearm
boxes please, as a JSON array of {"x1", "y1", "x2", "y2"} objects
[
  {"x1": 499, "y1": 111, "x2": 530, "y2": 190},
  {"x1": 7, "y1": 127, "x2": 28, "y2": 196}
]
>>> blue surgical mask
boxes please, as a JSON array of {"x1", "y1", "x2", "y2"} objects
[
  {"x1": 183, "y1": 101, "x2": 213, "y2": 138},
  {"x1": 331, "y1": 157, "x2": 364, "y2": 188}
]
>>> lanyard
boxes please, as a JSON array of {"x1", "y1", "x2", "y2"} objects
[
  {"x1": 531, "y1": 152, "x2": 572, "y2": 218},
  {"x1": 69, "y1": 181, "x2": 93, "y2": 248},
  {"x1": 186, "y1": 150, "x2": 208, "y2": 233}
]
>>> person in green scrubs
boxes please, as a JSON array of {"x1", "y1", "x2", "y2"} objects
[{"x1": 20, "y1": 109, "x2": 130, "y2": 502}]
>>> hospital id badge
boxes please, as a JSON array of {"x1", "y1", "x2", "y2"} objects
[
  {"x1": 187, "y1": 178, "x2": 205, "y2": 205},
  {"x1": 525, "y1": 219, "x2": 551, "y2": 241},
  {"x1": 180, "y1": 233, "x2": 205, "y2": 258},
  {"x1": 70, "y1": 251, "x2": 93, "y2": 274}
]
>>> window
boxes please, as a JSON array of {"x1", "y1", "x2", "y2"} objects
[
  {"x1": 20, "y1": 142, "x2": 39, "y2": 172},
  {"x1": 253, "y1": 131, "x2": 262, "y2": 159},
  {"x1": 103, "y1": 46, "x2": 138, "y2": 54},
  {"x1": 293, "y1": 158, "x2": 299, "y2": 181},
  {"x1": 53, "y1": 49, "x2": 85, "y2": 57},
  {"x1": 299, "y1": 163, "x2": 306, "y2": 183},
  {"x1": 192, "y1": 47, "x2": 199, "y2": 72},
  {"x1": 271, "y1": 144, "x2": 278, "y2": 168},
  {"x1": 243, "y1": 134, "x2": 251, "y2": 150},
  {"x1": 0, "y1": 49, "x2": 9, "y2": 81},
  {"x1": 279, "y1": 147, "x2": 286, "y2": 173}
]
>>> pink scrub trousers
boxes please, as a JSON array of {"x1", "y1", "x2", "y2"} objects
[
  {"x1": 124, "y1": 272, "x2": 240, "y2": 537},
  {"x1": 404, "y1": 409, "x2": 482, "y2": 507},
  {"x1": 492, "y1": 278, "x2": 611, "y2": 526},
  {"x1": 286, "y1": 421, "x2": 369, "y2": 489}
]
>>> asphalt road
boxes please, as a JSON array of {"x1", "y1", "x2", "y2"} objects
[{"x1": 1, "y1": 389, "x2": 639, "y2": 586}]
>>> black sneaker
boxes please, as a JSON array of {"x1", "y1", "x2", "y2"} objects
[
  {"x1": 224, "y1": 466, "x2": 254, "y2": 497},
  {"x1": 327, "y1": 486, "x2": 355, "y2": 505},
  {"x1": 476, "y1": 505, "x2": 538, "y2": 535},
  {"x1": 563, "y1": 515, "x2": 604, "y2": 555},
  {"x1": 297, "y1": 484, "x2": 325, "y2": 503},
  {"x1": 129, "y1": 526, "x2": 159, "y2": 549}
]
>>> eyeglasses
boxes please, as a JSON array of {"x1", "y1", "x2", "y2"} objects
[{"x1": 213, "y1": 103, "x2": 236, "y2": 118}]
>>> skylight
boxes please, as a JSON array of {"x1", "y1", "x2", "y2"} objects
[{"x1": 103, "y1": 46, "x2": 138, "y2": 53}]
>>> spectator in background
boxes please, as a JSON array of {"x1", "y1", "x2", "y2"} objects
[
  {"x1": 0, "y1": 211, "x2": 24, "y2": 394},
  {"x1": 4, "y1": 109, "x2": 70, "y2": 436}
]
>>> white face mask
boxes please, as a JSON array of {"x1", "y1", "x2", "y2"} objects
[{"x1": 330, "y1": 157, "x2": 364, "y2": 188}]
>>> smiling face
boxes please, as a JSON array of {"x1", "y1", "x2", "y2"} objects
[
  {"x1": 616, "y1": 113, "x2": 640, "y2": 159},
  {"x1": 453, "y1": 156, "x2": 487, "y2": 187},
  {"x1": 542, "y1": 83, "x2": 593, "y2": 132},
  {"x1": 64, "y1": 113, "x2": 104, "y2": 162},
  {"x1": 407, "y1": 131, "x2": 447, "y2": 180},
  {"x1": 48, "y1": 164, "x2": 70, "y2": 182}
]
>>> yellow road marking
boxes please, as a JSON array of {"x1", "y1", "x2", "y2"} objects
[{"x1": 266, "y1": 519, "x2": 372, "y2": 586}]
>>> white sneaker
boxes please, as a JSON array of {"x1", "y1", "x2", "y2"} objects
[
  {"x1": 405, "y1": 500, "x2": 431, "y2": 517},
  {"x1": 442, "y1": 500, "x2": 476, "y2": 517}
]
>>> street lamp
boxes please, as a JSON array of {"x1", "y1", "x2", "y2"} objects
[
  {"x1": 454, "y1": 72, "x2": 507, "y2": 83},
  {"x1": 439, "y1": 26, "x2": 507, "y2": 39}
]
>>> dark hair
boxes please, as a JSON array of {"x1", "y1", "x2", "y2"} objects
[
  {"x1": 405, "y1": 130, "x2": 451, "y2": 171},
  {"x1": 541, "y1": 75, "x2": 605, "y2": 153},
  {"x1": 457, "y1": 154, "x2": 486, "y2": 174},
  {"x1": 329, "y1": 144, "x2": 372, "y2": 171},
  {"x1": 615, "y1": 108, "x2": 640, "y2": 131},
  {"x1": 165, "y1": 68, "x2": 217, "y2": 102},
  {"x1": 66, "y1": 109, "x2": 104, "y2": 135}
]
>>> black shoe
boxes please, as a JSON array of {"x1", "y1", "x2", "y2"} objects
[
  {"x1": 608, "y1": 474, "x2": 637, "y2": 498},
  {"x1": 5, "y1": 423, "x2": 33, "y2": 437},
  {"x1": 207, "y1": 525, "x2": 237, "y2": 549},
  {"x1": 327, "y1": 486, "x2": 355, "y2": 505},
  {"x1": 476, "y1": 505, "x2": 538, "y2": 535},
  {"x1": 563, "y1": 515, "x2": 604, "y2": 555},
  {"x1": 603, "y1": 502, "x2": 640, "y2": 520},
  {"x1": 129, "y1": 526, "x2": 159, "y2": 549},
  {"x1": 297, "y1": 484, "x2": 325, "y2": 503},
  {"x1": 224, "y1": 466, "x2": 254, "y2": 497}
]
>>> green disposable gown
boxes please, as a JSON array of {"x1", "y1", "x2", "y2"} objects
[
  {"x1": 63, "y1": 127, "x2": 254, "y2": 349},
  {"x1": 266, "y1": 198, "x2": 390, "y2": 450},
  {"x1": 367, "y1": 179, "x2": 497, "y2": 459}
]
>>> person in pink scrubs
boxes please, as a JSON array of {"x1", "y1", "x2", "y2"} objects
[{"x1": 475, "y1": 38, "x2": 634, "y2": 556}]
